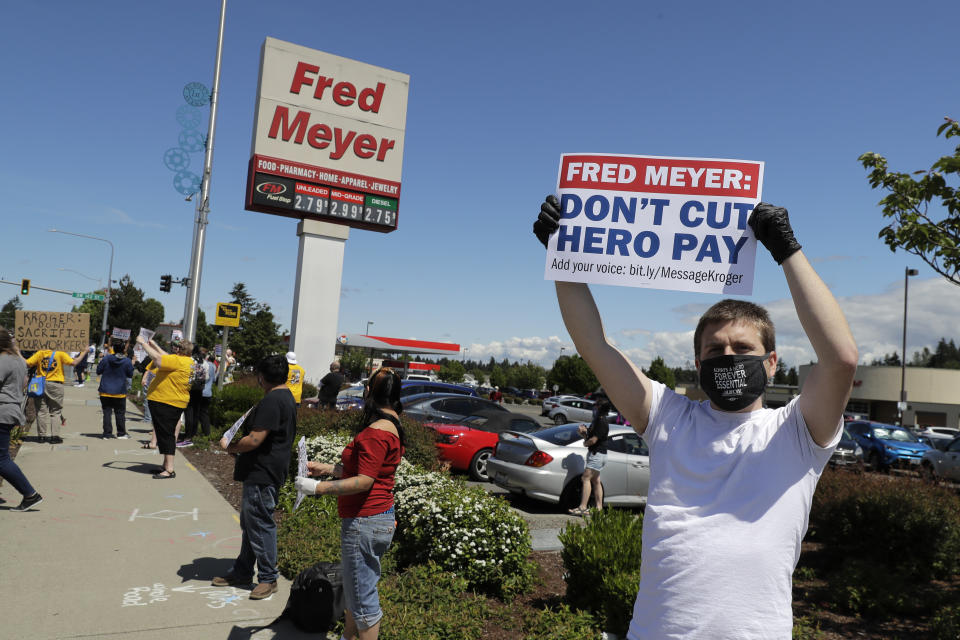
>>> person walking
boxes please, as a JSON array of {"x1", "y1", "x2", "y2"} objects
[
  {"x1": 534, "y1": 197, "x2": 858, "y2": 638},
  {"x1": 213, "y1": 354, "x2": 297, "y2": 600},
  {"x1": 0, "y1": 329, "x2": 43, "y2": 511},
  {"x1": 570, "y1": 392, "x2": 611, "y2": 515},
  {"x1": 25, "y1": 346, "x2": 86, "y2": 444},
  {"x1": 296, "y1": 367, "x2": 405, "y2": 640},
  {"x1": 317, "y1": 361, "x2": 345, "y2": 410},
  {"x1": 285, "y1": 352, "x2": 306, "y2": 408},
  {"x1": 73, "y1": 344, "x2": 91, "y2": 387},
  {"x1": 135, "y1": 336, "x2": 194, "y2": 478},
  {"x1": 96, "y1": 338, "x2": 134, "y2": 439}
]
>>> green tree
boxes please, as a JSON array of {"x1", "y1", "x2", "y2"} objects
[
  {"x1": 786, "y1": 366, "x2": 799, "y2": 386},
  {"x1": 0, "y1": 296, "x2": 22, "y2": 330},
  {"x1": 226, "y1": 282, "x2": 285, "y2": 367},
  {"x1": 469, "y1": 368, "x2": 487, "y2": 385},
  {"x1": 773, "y1": 360, "x2": 788, "y2": 384},
  {"x1": 860, "y1": 118, "x2": 960, "y2": 285},
  {"x1": 339, "y1": 348, "x2": 369, "y2": 381},
  {"x1": 513, "y1": 361, "x2": 546, "y2": 390},
  {"x1": 489, "y1": 365, "x2": 507, "y2": 389},
  {"x1": 928, "y1": 338, "x2": 960, "y2": 369},
  {"x1": 194, "y1": 308, "x2": 217, "y2": 350},
  {"x1": 437, "y1": 360, "x2": 466, "y2": 383},
  {"x1": 644, "y1": 356, "x2": 676, "y2": 390},
  {"x1": 547, "y1": 355, "x2": 599, "y2": 395},
  {"x1": 72, "y1": 275, "x2": 164, "y2": 343}
]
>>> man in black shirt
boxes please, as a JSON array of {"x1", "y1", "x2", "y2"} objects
[
  {"x1": 213, "y1": 354, "x2": 296, "y2": 600},
  {"x1": 318, "y1": 361, "x2": 345, "y2": 409},
  {"x1": 570, "y1": 393, "x2": 611, "y2": 515}
]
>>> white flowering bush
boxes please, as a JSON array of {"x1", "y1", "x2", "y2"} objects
[
  {"x1": 394, "y1": 467, "x2": 535, "y2": 598},
  {"x1": 296, "y1": 433, "x2": 535, "y2": 598}
]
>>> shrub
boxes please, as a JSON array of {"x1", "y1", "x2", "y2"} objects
[
  {"x1": 378, "y1": 563, "x2": 489, "y2": 640},
  {"x1": 393, "y1": 463, "x2": 535, "y2": 599},
  {"x1": 558, "y1": 509, "x2": 644, "y2": 636},
  {"x1": 302, "y1": 381, "x2": 317, "y2": 400},
  {"x1": 931, "y1": 604, "x2": 960, "y2": 640},
  {"x1": 275, "y1": 481, "x2": 344, "y2": 578},
  {"x1": 210, "y1": 383, "x2": 264, "y2": 430},
  {"x1": 810, "y1": 469, "x2": 960, "y2": 582},
  {"x1": 517, "y1": 604, "x2": 600, "y2": 640}
]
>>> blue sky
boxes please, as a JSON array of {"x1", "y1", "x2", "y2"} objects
[{"x1": 3, "y1": 0, "x2": 959, "y2": 371}]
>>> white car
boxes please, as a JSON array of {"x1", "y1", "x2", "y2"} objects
[
  {"x1": 541, "y1": 395, "x2": 579, "y2": 416},
  {"x1": 920, "y1": 436, "x2": 960, "y2": 483},
  {"x1": 547, "y1": 397, "x2": 616, "y2": 425},
  {"x1": 487, "y1": 423, "x2": 650, "y2": 509},
  {"x1": 916, "y1": 427, "x2": 960, "y2": 451}
]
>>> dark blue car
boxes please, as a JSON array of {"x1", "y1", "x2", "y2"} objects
[
  {"x1": 846, "y1": 420, "x2": 932, "y2": 471},
  {"x1": 337, "y1": 380, "x2": 477, "y2": 411}
]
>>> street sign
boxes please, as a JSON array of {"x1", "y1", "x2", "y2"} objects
[
  {"x1": 214, "y1": 302, "x2": 241, "y2": 327},
  {"x1": 72, "y1": 291, "x2": 105, "y2": 302}
]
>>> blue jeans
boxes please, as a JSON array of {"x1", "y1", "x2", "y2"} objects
[
  {"x1": 232, "y1": 483, "x2": 279, "y2": 583},
  {"x1": 0, "y1": 423, "x2": 37, "y2": 497},
  {"x1": 341, "y1": 508, "x2": 396, "y2": 631}
]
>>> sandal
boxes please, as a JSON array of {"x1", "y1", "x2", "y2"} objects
[
  {"x1": 153, "y1": 470, "x2": 176, "y2": 479},
  {"x1": 567, "y1": 507, "x2": 587, "y2": 516},
  {"x1": 141, "y1": 442, "x2": 157, "y2": 449}
]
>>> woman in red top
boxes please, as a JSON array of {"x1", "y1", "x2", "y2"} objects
[{"x1": 297, "y1": 367, "x2": 404, "y2": 640}]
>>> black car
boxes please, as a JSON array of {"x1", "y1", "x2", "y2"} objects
[
  {"x1": 403, "y1": 393, "x2": 509, "y2": 424},
  {"x1": 829, "y1": 427, "x2": 864, "y2": 469}
]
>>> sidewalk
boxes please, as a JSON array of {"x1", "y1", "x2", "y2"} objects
[{"x1": 1, "y1": 381, "x2": 325, "y2": 639}]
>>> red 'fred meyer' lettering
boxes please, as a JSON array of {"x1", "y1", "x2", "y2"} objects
[
  {"x1": 288, "y1": 61, "x2": 386, "y2": 113},
  {"x1": 560, "y1": 155, "x2": 761, "y2": 198},
  {"x1": 268, "y1": 106, "x2": 396, "y2": 162}
]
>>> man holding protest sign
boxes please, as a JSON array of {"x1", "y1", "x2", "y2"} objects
[{"x1": 534, "y1": 192, "x2": 858, "y2": 637}]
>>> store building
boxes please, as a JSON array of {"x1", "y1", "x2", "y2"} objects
[{"x1": 799, "y1": 364, "x2": 960, "y2": 428}]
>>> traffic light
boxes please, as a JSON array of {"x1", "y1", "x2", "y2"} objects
[
  {"x1": 20, "y1": 279, "x2": 30, "y2": 295},
  {"x1": 160, "y1": 275, "x2": 172, "y2": 292}
]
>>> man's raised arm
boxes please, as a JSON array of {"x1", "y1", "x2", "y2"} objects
[
  {"x1": 535, "y1": 195, "x2": 653, "y2": 433},
  {"x1": 750, "y1": 204, "x2": 858, "y2": 446}
]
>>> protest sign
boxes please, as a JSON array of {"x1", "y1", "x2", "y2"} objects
[
  {"x1": 544, "y1": 153, "x2": 764, "y2": 295},
  {"x1": 15, "y1": 311, "x2": 90, "y2": 351},
  {"x1": 133, "y1": 328, "x2": 155, "y2": 362},
  {"x1": 294, "y1": 437, "x2": 308, "y2": 511},
  {"x1": 112, "y1": 328, "x2": 131, "y2": 341}
]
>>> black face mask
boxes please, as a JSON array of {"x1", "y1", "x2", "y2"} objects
[{"x1": 699, "y1": 353, "x2": 771, "y2": 411}]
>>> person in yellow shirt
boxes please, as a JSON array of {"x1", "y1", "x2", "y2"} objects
[
  {"x1": 285, "y1": 352, "x2": 306, "y2": 407},
  {"x1": 136, "y1": 335, "x2": 193, "y2": 479},
  {"x1": 25, "y1": 348, "x2": 85, "y2": 444}
]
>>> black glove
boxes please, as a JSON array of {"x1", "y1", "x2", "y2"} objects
[
  {"x1": 749, "y1": 202, "x2": 802, "y2": 265},
  {"x1": 533, "y1": 195, "x2": 562, "y2": 247}
]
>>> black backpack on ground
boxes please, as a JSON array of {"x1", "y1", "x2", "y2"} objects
[{"x1": 274, "y1": 561, "x2": 344, "y2": 633}]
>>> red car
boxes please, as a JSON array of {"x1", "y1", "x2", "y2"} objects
[{"x1": 426, "y1": 410, "x2": 544, "y2": 481}]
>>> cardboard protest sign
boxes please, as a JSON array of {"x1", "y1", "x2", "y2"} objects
[
  {"x1": 15, "y1": 311, "x2": 90, "y2": 352},
  {"x1": 545, "y1": 153, "x2": 764, "y2": 295}
]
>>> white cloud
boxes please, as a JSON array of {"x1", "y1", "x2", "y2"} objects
[{"x1": 459, "y1": 276, "x2": 960, "y2": 370}]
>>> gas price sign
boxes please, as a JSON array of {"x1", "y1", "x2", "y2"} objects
[
  {"x1": 250, "y1": 172, "x2": 398, "y2": 230},
  {"x1": 246, "y1": 38, "x2": 408, "y2": 233}
]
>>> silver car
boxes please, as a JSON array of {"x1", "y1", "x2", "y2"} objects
[
  {"x1": 920, "y1": 436, "x2": 960, "y2": 483},
  {"x1": 547, "y1": 398, "x2": 616, "y2": 425},
  {"x1": 486, "y1": 423, "x2": 650, "y2": 510},
  {"x1": 541, "y1": 394, "x2": 579, "y2": 416}
]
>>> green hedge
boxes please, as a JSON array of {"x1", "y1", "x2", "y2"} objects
[
  {"x1": 558, "y1": 509, "x2": 644, "y2": 636},
  {"x1": 808, "y1": 469, "x2": 960, "y2": 618}
]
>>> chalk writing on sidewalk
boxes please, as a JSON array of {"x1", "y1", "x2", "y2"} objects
[
  {"x1": 121, "y1": 583, "x2": 269, "y2": 608},
  {"x1": 128, "y1": 508, "x2": 199, "y2": 521}
]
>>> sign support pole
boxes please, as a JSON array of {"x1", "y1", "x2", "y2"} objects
[
  {"x1": 217, "y1": 326, "x2": 230, "y2": 391},
  {"x1": 289, "y1": 220, "x2": 348, "y2": 385}
]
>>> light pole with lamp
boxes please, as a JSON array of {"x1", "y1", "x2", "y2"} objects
[
  {"x1": 365, "y1": 321, "x2": 375, "y2": 375},
  {"x1": 49, "y1": 230, "x2": 114, "y2": 344},
  {"x1": 899, "y1": 267, "x2": 919, "y2": 427},
  {"x1": 57, "y1": 268, "x2": 102, "y2": 289}
]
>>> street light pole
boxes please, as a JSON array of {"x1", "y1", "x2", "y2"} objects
[
  {"x1": 365, "y1": 321, "x2": 374, "y2": 375},
  {"x1": 899, "y1": 267, "x2": 919, "y2": 427},
  {"x1": 49, "y1": 230, "x2": 114, "y2": 344},
  {"x1": 183, "y1": 0, "x2": 227, "y2": 343}
]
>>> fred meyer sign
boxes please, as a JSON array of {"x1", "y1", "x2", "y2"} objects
[
  {"x1": 246, "y1": 38, "x2": 409, "y2": 233},
  {"x1": 214, "y1": 302, "x2": 241, "y2": 327}
]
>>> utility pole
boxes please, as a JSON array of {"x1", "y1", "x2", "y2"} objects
[{"x1": 183, "y1": 0, "x2": 227, "y2": 342}]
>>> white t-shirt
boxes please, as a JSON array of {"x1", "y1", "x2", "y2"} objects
[{"x1": 628, "y1": 381, "x2": 839, "y2": 640}]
